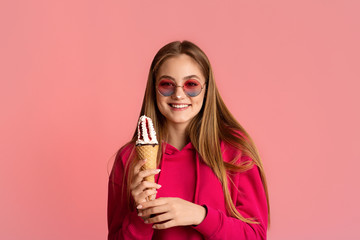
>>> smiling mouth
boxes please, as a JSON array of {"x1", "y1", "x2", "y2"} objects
[{"x1": 169, "y1": 104, "x2": 191, "y2": 109}]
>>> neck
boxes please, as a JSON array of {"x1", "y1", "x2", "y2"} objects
[{"x1": 166, "y1": 122, "x2": 188, "y2": 150}]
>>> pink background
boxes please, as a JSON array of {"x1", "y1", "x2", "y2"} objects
[{"x1": 1, "y1": 0, "x2": 359, "y2": 239}]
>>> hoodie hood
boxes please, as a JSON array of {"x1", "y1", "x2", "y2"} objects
[{"x1": 155, "y1": 141, "x2": 200, "y2": 204}]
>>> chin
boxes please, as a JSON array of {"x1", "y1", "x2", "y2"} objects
[{"x1": 169, "y1": 117, "x2": 192, "y2": 125}]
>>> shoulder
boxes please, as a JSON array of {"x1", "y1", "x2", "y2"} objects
[
  {"x1": 115, "y1": 142, "x2": 136, "y2": 166},
  {"x1": 109, "y1": 142, "x2": 136, "y2": 184},
  {"x1": 220, "y1": 137, "x2": 254, "y2": 165}
]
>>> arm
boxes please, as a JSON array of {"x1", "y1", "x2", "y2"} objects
[
  {"x1": 107, "y1": 147, "x2": 154, "y2": 240},
  {"x1": 192, "y1": 158, "x2": 268, "y2": 240}
]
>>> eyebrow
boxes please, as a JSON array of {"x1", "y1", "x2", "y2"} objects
[{"x1": 158, "y1": 75, "x2": 201, "y2": 81}]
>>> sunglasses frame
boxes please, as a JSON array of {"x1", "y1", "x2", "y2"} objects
[{"x1": 156, "y1": 78, "x2": 206, "y2": 97}]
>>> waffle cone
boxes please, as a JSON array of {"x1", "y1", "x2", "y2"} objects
[
  {"x1": 136, "y1": 144, "x2": 159, "y2": 201},
  {"x1": 136, "y1": 144, "x2": 159, "y2": 183}
]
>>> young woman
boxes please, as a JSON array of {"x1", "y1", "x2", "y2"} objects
[{"x1": 107, "y1": 40, "x2": 270, "y2": 239}]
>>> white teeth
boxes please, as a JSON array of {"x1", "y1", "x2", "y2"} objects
[{"x1": 171, "y1": 104, "x2": 189, "y2": 108}]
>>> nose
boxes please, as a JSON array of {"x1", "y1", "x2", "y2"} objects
[{"x1": 171, "y1": 85, "x2": 186, "y2": 99}]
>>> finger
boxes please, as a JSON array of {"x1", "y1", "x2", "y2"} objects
[
  {"x1": 138, "y1": 169, "x2": 161, "y2": 180},
  {"x1": 132, "y1": 183, "x2": 160, "y2": 199},
  {"x1": 138, "y1": 203, "x2": 168, "y2": 217},
  {"x1": 149, "y1": 192, "x2": 156, "y2": 201},
  {"x1": 133, "y1": 188, "x2": 158, "y2": 205},
  {"x1": 137, "y1": 197, "x2": 167, "y2": 210},
  {"x1": 145, "y1": 192, "x2": 156, "y2": 202},
  {"x1": 139, "y1": 188, "x2": 157, "y2": 201},
  {"x1": 134, "y1": 159, "x2": 147, "y2": 175},
  {"x1": 153, "y1": 220, "x2": 177, "y2": 230},
  {"x1": 132, "y1": 169, "x2": 161, "y2": 188},
  {"x1": 145, "y1": 212, "x2": 173, "y2": 224},
  {"x1": 133, "y1": 181, "x2": 162, "y2": 194},
  {"x1": 131, "y1": 183, "x2": 161, "y2": 205},
  {"x1": 130, "y1": 159, "x2": 147, "y2": 190},
  {"x1": 143, "y1": 189, "x2": 156, "y2": 203}
]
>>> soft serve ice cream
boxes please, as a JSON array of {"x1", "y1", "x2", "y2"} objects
[{"x1": 136, "y1": 115, "x2": 158, "y2": 145}]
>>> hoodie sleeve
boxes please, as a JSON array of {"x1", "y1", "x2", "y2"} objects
[
  {"x1": 192, "y1": 156, "x2": 268, "y2": 240},
  {"x1": 107, "y1": 145, "x2": 154, "y2": 240}
]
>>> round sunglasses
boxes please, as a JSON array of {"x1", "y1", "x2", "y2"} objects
[{"x1": 157, "y1": 78, "x2": 206, "y2": 97}]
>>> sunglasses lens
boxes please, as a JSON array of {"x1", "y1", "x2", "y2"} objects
[
  {"x1": 158, "y1": 79, "x2": 175, "y2": 96},
  {"x1": 184, "y1": 79, "x2": 202, "y2": 97}
]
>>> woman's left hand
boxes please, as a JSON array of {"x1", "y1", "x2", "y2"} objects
[{"x1": 136, "y1": 197, "x2": 207, "y2": 229}]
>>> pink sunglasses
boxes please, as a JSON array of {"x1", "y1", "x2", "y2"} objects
[{"x1": 157, "y1": 79, "x2": 206, "y2": 97}]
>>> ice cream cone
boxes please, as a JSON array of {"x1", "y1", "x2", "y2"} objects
[
  {"x1": 136, "y1": 144, "x2": 159, "y2": 182},
  {"x1": 136, "y1": 144, "x2": 159, "y2": 201}
]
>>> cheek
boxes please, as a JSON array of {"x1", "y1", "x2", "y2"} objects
[
  {"x1": 194, "y1": 93, "x2": 206, "y2": 108},
  {"x1": 156, "y1": 95, "x2": 168, "y2": 112},
  {"x1": 157, "y1": 95, "x2": 165, "y2": 105}
]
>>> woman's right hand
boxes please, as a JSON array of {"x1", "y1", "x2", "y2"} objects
[{"x1": 130, "y1": 159, "x2": 162, "y2": 218}]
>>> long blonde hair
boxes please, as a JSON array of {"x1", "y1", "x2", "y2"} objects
[{"x1": 114, "y1": 40, "x2": 270, "y2": 225}]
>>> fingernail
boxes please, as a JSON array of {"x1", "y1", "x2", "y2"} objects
[
  {"x1": 138, "y1": 212, "x2": 142, "y2": 216},
  {"x1": 152, "y1": 225, "x2": 157, "y2": 229},
  {"x1": 155, "y1": 169, "x2": 161, "y2": 173},
  {"x1": 137, "y1": 205, "x2": 142, "y2": 209},
  {"x1": 157, "y1": 184, "x2": 162, "y2": 188},
  {"x1": 144, "y1": 220, "x2": 148, "y2": 223}
]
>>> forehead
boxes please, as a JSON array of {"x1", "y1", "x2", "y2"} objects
[{"x1": 156, "y1": 54, "x2": 204, "y2": 80}]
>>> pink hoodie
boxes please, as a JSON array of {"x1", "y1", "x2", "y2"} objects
[{"x1": 108, "y1": 140, "x2": 268, "y2": 239}]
